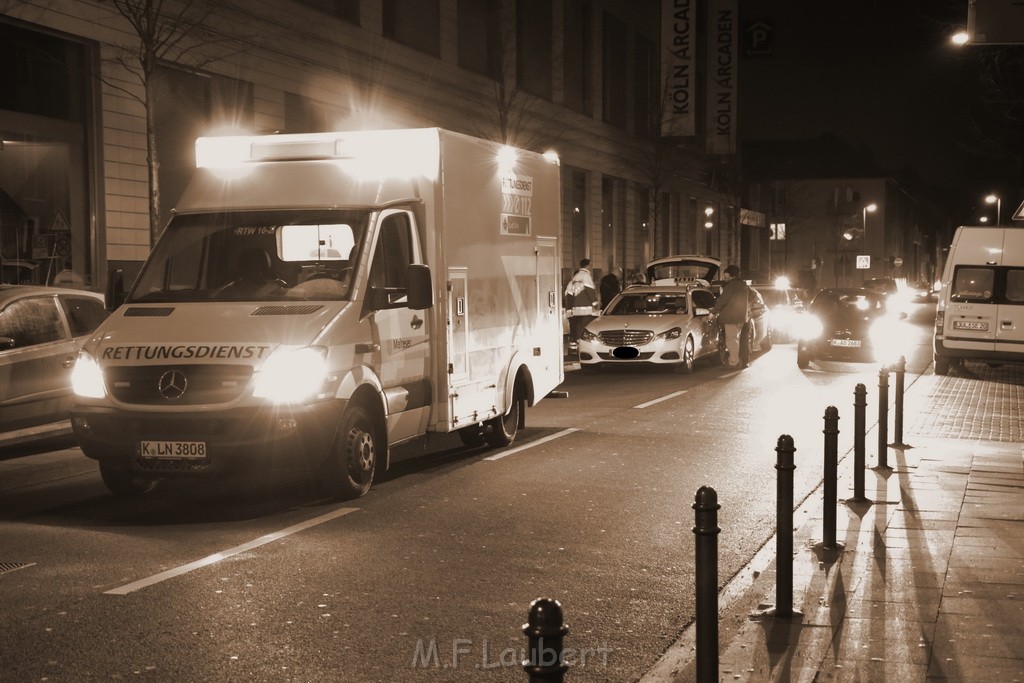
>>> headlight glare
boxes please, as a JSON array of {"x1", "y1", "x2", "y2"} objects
[
  {"x1": 870, "y1": 318, "x2": 910, "y2": 365},
  {"x1": 71, "y1": 351, "x2": 106, "y2": 399},
  {"x1": 253, "y1": 346, "x2": 329, "y2": 404},
  {"x1": 794, "y1": 314, "x2": 824, "y2": 340}
]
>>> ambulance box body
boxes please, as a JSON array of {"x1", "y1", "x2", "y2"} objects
[
  {"x1": 71, "y1": 128, "x2": 564, "y2": 498},
  {"x1": 933, "y1": 225, "x2": 1024, "y2": 375}
]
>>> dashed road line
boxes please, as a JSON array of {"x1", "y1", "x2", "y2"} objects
[
  {"x1": 634, "y1": 390, "x2": 688, "y2": 409},
  {"x1": 483, "y1": 428, "x2": 579, "y2": 461}
]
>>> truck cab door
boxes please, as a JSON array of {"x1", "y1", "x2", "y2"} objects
[{"x1": 365, "y1": 209, "x2": 430, "y2": 442}]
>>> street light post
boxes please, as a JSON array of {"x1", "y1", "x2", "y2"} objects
[
  {"x1": 862, "y1": 203, "x2": 877, "y2": 280},
  {"x1": 986, "y1": 194, "x2": 1001, "y2": 226}
]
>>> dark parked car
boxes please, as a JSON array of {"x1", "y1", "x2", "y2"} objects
[
  {"x1": 0, "y1": 285, "x2": 109, "y2": 445},
  {"x1": 794, "y1": 287, "x2": 909, "y2": 368},
  {"x1": 861, "y1": 277, "x2": 898, "y2": 298}
]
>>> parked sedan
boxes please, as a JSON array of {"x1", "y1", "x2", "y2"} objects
[
  {"x1": 578, "y1": 285, "x2": 726, "y2": 373},
  {"x1": 0, "y1": 285, "x2": 109, "y2": 445},
  {"x1": 794, "y1": 288, "x2": 909, "y2": 368}
]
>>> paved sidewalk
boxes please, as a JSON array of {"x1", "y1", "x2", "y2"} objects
[{"x1": 645, "y1": 364, "x2": 1024, "y2": 682}]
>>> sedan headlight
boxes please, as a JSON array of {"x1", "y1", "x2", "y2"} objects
[
  {"x1": 794, "y1": 314, "x2": 824, "y2": 340},
  {"x1": 253, "y1": 346, "x2": 329, "y2": 404},
  {"x1": 71, "y1": 351, "x2": 106, "y2": 399},
  {"x1": 653, "y1": 327, "x2": 682, "y2": 341},
  {"x1": 579, "y1": 329, "x2": 599, "y2": 343}
]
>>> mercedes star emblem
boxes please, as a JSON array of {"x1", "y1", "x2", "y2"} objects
[{"x1": 158, "y1": 370, "x2": 188, "y2": 400}]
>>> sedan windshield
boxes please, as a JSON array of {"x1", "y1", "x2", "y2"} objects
[
  {"x1": 129, "y1": 209, "x2": 370, "y2": 303},
  {"x1": 606, "y1": 292, "x2": 687, "y2": 315}
]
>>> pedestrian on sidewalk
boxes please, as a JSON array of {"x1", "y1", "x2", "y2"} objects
[
  {"x1": 600, "y1": 266, "x2": 622, "y2": 307},
  {"x1": 711, "y1": 264, "x2": 751, "y2": 368},
  {"x1": 564, "y1": 258, "x2": 599, "y2": 351}
]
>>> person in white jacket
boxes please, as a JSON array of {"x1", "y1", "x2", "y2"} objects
[{"x1": 564, "y1": 258, "x2": 599, "y2": 350}]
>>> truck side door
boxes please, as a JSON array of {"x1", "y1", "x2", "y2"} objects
[{"x1": 366, "y1": 209, "x2": 430, "y2": 442}]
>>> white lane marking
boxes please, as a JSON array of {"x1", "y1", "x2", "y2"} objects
[
  {"x1": 104, "y1": 506, "x2": 358, "y2": 595},
  {"x1": 634, "y1": 390, "x2": 687, "y2": 409},
  {"x1": 483, "y1": 428, "x2": 579, "y2": 461}
]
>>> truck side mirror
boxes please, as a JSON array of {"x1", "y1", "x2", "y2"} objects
[
  {"x1": 105, "y1": 268, "x2": 126, "y2": 311},
  {"x1": 406, "y1": 264, "x2": 433, "y2": 310}
]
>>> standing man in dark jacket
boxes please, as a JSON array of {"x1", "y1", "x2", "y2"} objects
[
  {"x1": 600, "y1": 267, "x2": 622, "y2": 307},
  {"x1": 711, "y1": 264, "x2": 751, "y2": 368}
]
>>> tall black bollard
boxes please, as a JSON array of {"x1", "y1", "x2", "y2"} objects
[
  {"x1": 853, "y1": 383, "x2": 867, "y2": 501},
  {"x1": 693, "y1": 485, "x2": 720, "y2": 683},
  {"x1": 822, "y1": 407, "x2": 840, "y2": 549},
  {"x1": 775, "y1": 435, "x2": 797, "y2": 618},
  {"x1": 890, "y1": 355, "x2": 909, "y2": 449},
  {"x1": 876, "y1": 366, "x2": 891, "y2": 469},
  {"x1": 522, "y1": 598, "x2": 568, "y2": 682}
]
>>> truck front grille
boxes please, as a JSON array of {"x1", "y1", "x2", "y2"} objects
[{"x1": 107, "y1": 365, "x2": 253, "y2": 405}]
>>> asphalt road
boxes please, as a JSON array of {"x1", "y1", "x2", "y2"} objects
[{"x1": 0, "y1": 302, "x2": 938, "y2": 681}]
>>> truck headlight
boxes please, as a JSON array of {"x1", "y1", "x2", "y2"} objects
[
  {"x1": 71, "y1": 351, "x2": 106, "y2": 399},
  {"x1": 253, "y1": 346, "x2": 329, "y2": 404}
]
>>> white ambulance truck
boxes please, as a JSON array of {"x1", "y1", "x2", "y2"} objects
[
  {"x1": 933, "y1": 225, "x2": 1024, "y2": 375},
  {"x1": 70, "y1": 128, "x2": 564, "y2": 498}
]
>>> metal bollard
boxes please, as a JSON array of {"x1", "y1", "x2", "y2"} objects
[
  {"x1": 774, "y1": 435, "x2": 797, "y2": 618},
  {"x1": 693, "y1": 485, "x2": 720, "y2": 682},
  {"x1": 853, "y1": 383, "x2": 867, "y2": 501},
  {"x1": 890, "y1": 355, "x2": 909, "y2": 449},
  {"x1": 522, "y1": 598, "x2": 568, "y2": 682},
  {"x1": 822, "y1": 406, "x2": 840, "y2": 549},
  {"x1": 876, "y1": 366, "x2": 891, "y2": 469}
]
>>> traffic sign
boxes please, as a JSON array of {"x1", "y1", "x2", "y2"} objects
[
  {"x1": 893, "y1": 257, "x2": 904, "y2": 267},
  {"x1": 1013, "y1": 200, "x2": 1024, "y2": 221},
  {"x1": 856, "y1": 255, "x2": 870, "y2": 269}
]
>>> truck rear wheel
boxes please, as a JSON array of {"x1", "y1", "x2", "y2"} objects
[
  {"x1": 484, "y1": 384, "x2": 522, "y2": 447},
  {"x1": 934, "y1": 356, "x2": 950, "y2": 376},
  {"x1": 322, "y1": 405, "x2": 377, "y2": 500},
  {"x1": 99, "y1": 465, "x2": 158, "y2": 497}
]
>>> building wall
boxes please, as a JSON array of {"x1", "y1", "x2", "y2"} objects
[{"x1": 2, "y1": 0, "x2": 736, "y2": 289}]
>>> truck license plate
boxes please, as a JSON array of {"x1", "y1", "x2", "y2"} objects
[
  {"x1": 140, "y1": 440, "x2": 207, "y2": 459},
  {"x1": 953, "y1": 320, "x2": 989, "y2": 331},
  {"x1": 829, "y1": 339, "x2": 861, "y2": 348}
]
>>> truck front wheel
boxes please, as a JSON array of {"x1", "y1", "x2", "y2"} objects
[
  {"x1": 322, "y1": 405, "x2": 377, "y2": 500},
  {"x1": 99, "y1": 465, "x2": 158, "y2": 497}
]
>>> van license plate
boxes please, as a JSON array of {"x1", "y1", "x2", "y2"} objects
[
  {"x1": 953, "y1": 320, "x2": 989, "y2": 331},
  {"x1": 140, "y1": 441, "x2": 207, "y2": 459},
  {"x1": 829, "y1": 339, "x2": 861, "y2": 348}
]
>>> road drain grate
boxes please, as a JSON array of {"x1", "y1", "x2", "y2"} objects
[{"x1": 0, "y1": 562, "x2": 34, "y2": 576}]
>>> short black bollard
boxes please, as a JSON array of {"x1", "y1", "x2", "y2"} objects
[
  {"x1": 875, "y1": 365, "x2": 891, "y2": 470},
  {"x1": 853, "y1": 384, "x2": 868, "y2": 501},
  {"x1": 693, "y1": 485, "x2": 720, "y2": 683},
  {"x1": 522, "y1": 598, "x2": 568, "y2": 682},
  {"x1": 889, "y1": 355, "x2": 910, "y2": 449},
  {"x1": 774, "y1": 435, "x2": 798, "y2": 618},
  {"x1": 822, "y1": 406, "x2": 840, "y2": 549}
]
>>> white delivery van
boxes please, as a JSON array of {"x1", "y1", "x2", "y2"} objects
[
  {"x1": 71, "y1": 128, "x2": 564, "y2": 497},
  {"x1": 933, "y1": 226, "x2": 1024, "y2": 375}
]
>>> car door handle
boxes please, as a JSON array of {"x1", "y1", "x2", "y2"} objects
[
  {"x1": 410, "y1": 315, "x2": 423, "y2": 330},
  {"x1": 1002, "y1": 320, "x2": 1013, "y2": 328}
]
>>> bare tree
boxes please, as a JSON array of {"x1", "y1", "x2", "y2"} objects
[{"x1": 101, "y1": 0, "x2": 245, "y2": 245}]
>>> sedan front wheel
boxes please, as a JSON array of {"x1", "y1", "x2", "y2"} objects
[{"x1": 673, "y1": 336, "x2": 695, "y2": 374}]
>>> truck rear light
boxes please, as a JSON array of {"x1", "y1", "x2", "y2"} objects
[{"x1": 934, "y1": 310, "x2": 944, "y2": 334}]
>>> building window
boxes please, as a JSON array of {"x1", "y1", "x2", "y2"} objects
[
  {"x1": 633, "y1": 33, "x2": 657, "y2": 138},
  {"x1": 458, "y1": 0, "x2": 501, "y2": 79},
  {"x1": 293, "y1": 0, "x2": 359, "y2": 24},
  {"x1": 383, "y1": 0, "x2": 440, "y2": 57},
  {"x1": 285, "y1": 92, "x2": 345, "y2": 132},
  {"x1": 516, "y1": 0, "x2": 552, "y2": 100},
  {"x1": 563, "y1": 0, "x2": 591, "y2": 115},
  {"x1": 602, "y1": 12, "x2": 626, "y2": 128}
]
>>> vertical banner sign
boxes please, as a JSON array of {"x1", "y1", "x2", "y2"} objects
[
  {"x1": 500, "y1": 174, "x2": 533, "y2": 235},
  {"x1": 706, "y1": 0, "x2": 738, "y2": 155},
  {"x1": 661, "y1": 0, "x2": 696, "y2": 137}
]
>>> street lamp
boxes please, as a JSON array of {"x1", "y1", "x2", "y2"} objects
[{"x1": 985, "y1": 194, "x2": 1001, "y2": 225}]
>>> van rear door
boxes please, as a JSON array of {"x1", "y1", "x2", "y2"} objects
[
  {"x1": 944, "y1": 264, "x2": 998, "y2": 354},
  {"x1": 994, "y1": 228, "x2": 1024, "y2": 354}
]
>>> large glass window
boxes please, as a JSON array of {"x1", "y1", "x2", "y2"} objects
[
  {"x1": 563, "y1": 0, "x2": 591, "y2": 114},
  {"x1": 458, "y1": 0, "x2": 501, "y2": 79},
  {"x1": 383, "y1": 0, "x2": 440, "y2": 57},
  {"x1": 293, "y1": 0, "x2": 359, "y2": 24},
  {"x1": 516, "y1": 1, "x2": 553, "y2": 100},
  {"x1": 602, "y1": 13, "x2": 627, "y2": 128},
  {"x1": 1006, "y1": 269, "x2": 1024, "y2": 304},
  {"x1": 634, "y1": 33, "x2": 657, "y2": 137}
]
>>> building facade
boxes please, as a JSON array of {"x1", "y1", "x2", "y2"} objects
[{"x1": 0, "y1": 0, "x2": 743, "y2": 292}]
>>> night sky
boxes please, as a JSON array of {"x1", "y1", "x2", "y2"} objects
[{"x1": 738, "y1": 0, "x2": 1019, "y2": 219}]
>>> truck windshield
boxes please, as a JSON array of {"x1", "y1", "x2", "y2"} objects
[{"x1": 129, "y1": 209, "x2": 370, "y2": 303}]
